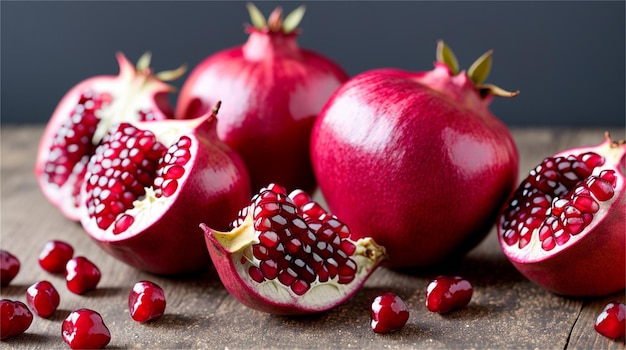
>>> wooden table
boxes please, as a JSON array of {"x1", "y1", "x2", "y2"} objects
[{"x1": 1, "y1": 125, "x2": 624, "y2": 349}]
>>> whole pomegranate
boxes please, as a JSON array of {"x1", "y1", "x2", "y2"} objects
[
  {"x1": 311, "y1": 41, "x2": 519, "y2": 268},
  {"x1": 79, "y1": 104, "x2": 251, "y2": 275},
  {"x1": 201, "y1": 183, "x2": 387, "y2": 315},
  {"x1": 35, "y1": 52, "x2": 186, "y2": 221},
  {"x1": 176, "y1": 3, "x2": 348, "y2": 193},
  {"x1": 498, "y1": 133, "x2": 625, "y2": 297}
]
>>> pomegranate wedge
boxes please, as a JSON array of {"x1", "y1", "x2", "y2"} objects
[{"x1": 201, "y1": 184, "x2": 387, "y2": 315}]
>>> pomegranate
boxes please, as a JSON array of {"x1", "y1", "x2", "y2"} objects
[
  {"x1": 128, "y1": 281, "x2": 166, "y2": 323},
  {"x1": 35, "y1": 52, "x2": 186, "y2": 221},
  {"x1": 65, "y1": 256, "x2": 101, "y2": 295},
  {"x1": 0, "y1": 299, "x2": 33, "y2": 340},
  {"x1": 311, "y1": 41, "x2": 519, "y2": 268},
  {"x1": 62, "y1": 309, "x2": 111, "y2": 349},
  {"x1": 370, "y1": 292, "x2": 410, "y2": 334},
  {"x1": 39, "y1": 240, "x2": 74, "y2": 273},
  {"x1": 595, "y1": 301, "x2": 626, "y2": 340},
  {"x1": 79, "y1": 104, "x2": 251, "y2": 275},
  {"x1": 0, "y1": 250, "x2": 20, "y2": 286},
  {"x1": 201, "y1": 183, "x2": 387, "y2": 315},
  {"x1": 498, "y1": 133, "x2": 625, "y2": 297},
  {"x1": 425, "y1": 276, "x2": 473, "y2": 313},
  {"x1": 176, "y1": 3, "x2": 349, "y2": 192},
  {"x1": 26, "y1": 280, "x2": 60, "y2": 318}
]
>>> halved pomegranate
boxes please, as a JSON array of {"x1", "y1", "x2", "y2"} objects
[
  {"x1": 498, "y1": 132, "x2": 625, "y2": 296},
  {"x1": 35, "y1": 52, "x2": 185, "y2": 221},
  {"x1": 80, "y1": 104, "x2": 251, "y2": 275},
  {"x1": 201, "y1": 184, "x2": 387, "y2": 315}
]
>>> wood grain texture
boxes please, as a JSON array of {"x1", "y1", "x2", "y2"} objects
[{"x1": 1, "y1": 126, "x2": 625, "y2": 349}]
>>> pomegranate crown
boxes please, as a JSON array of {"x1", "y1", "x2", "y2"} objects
[
  {"x1": 130, "y1": 51, "x2": 187, "y2": 83},
  {"x1": 246, "y1": 2, "x2": 305, "y2": 34},
  {"x1": 436, "y1": 40, "x2": 520, "y2": 98}
]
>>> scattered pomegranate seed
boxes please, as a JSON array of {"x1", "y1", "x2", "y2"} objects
[
  {"x1": 0, "y1": 250, "x2": 20, "y2": 286},
  {"x1": 65, "y1": 256, "x2": 101, "y2": 294},
  {"x1": 38, "y1": 240, "x2": 74, "y2": 273},
  {"x1": 62, "y1": 308, "x2": 111, "y2": 349},
  {"x1": 370, "y1": 292, "x2": 410, "y2": 334},
  {"x1": 0, "y1": 299, "x2": 33, "y2": 340},
  {"x1": 128, "y1": 281, "x2": 166, "y2": 323},
  {"x1": 426, "y1": 276, "x2": 473, "y2": 313},
  {"x1": 595, "y1": 301, "x2": 626, "y2": 339},
  {"x1": 26, "y1": 280, "x2": 60, "y2": 318}
]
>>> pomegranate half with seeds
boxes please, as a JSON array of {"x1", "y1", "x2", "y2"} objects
[
  {"x1": 35, "y1": 52, "x2": 185, "y2": 221},
  {"x1": 498, "y1": 133, "x2": 625, "y2": 296},
  {"x1": 201, "y1": 184, "x2": 387, "y2": 315},
  {"x1": 79, "y1": 105, "x2": 250, "y2": 275}
]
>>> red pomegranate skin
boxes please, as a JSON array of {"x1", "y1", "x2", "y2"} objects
[
  {"x1": 177, "y1": 27, "x2": 348, "y2": 193},
  {"x1": 311, "y1": 64, "x2": 519, "y2": 268}
]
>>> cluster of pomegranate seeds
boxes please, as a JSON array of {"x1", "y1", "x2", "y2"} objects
[
  {"x1": 84, "y1": 123, "x2": 168, "y2": 232},
  {"x1": 500, "y1": 152, "x2": 616, "y2": 250},
  {"x1": 370, "y1": 292, "x2": 410, "y2": 334},
  {"x1": 153, "y1": 136, "x2": 193, "y2": 198},
  {"x1": 43, "y1": 92, "x2": 108, "y2": 189},
  {"x1": 65, "y1": 256, "x2": 101, "y2": 294},
  {"x1": 595, "y1": 301, "x2": 626, "y2": 340},
  {"x1": 0, "y1": 299, "x2": 33, "y2": 340},
  {"x1": 62, "y1": 308, "x2": 111, "y2": 349},
  {"x1": 26, "y1": 280, "x2": 60, "y2": 318},
  {"x1": 0, "y1": 250, "x2": 20, "y2": 286},
  {"x1": 426, "y1": 276, "x2": 473, "y2": 313},
  {"x1": 236, "y1": 184, "x2": 359, "y2": 296},
  {"x1": 128, "y1": 281, "x2": 167, "y2": 323},
  {"x1": 38, "y1": 240, "x2": 74, "y2": 273}
]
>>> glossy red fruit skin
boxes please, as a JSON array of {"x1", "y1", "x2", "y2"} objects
[
  {"x1": 80, "y1": 116, "x2": 251, "y2": 275},
  {"x1": 26, "y1": 280, "x2": 60, "y2": 318},
  {"x1": 177, "y1": 23, "x2": 348, "y2": 193},
  {"x1": 62, "y1": 308, "x2": 111, "y2": 349},
  {"x1": 35, "y1": 53, "x2": 179, "y2": 221},
  {"x1": 0, "y1": 299, "x2": 33, "y2": 340},
  {"x1": 128, "y1": 281, "x2": 166, "y2": 323},
  {"x1": 594, "y1": 301, "x2": 626, "y2": 340},
  {"x1": 425, "y1": 276, "x2": 473, "y2": 313},
  {"x1": 39, "y1": 240, "x2": 74, "y2": 273},
  {"x1": 65, "y1": 257, "x2": 101, "y2": 295},
  {"x1": 311, "y1": 65, "x2": 518, "y2": 268},
  {"x1": 0, "y1": 250, "x2": 20, "y2": 286},
  {"x1": 370, "y1": 292, "x2": 410, "y2": 334}
]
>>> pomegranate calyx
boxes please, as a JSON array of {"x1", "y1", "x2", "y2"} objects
[
  {"x1": 134, "y1": 51, "x2": 188, "y2": 83},
  {"x1": 246, "y1": 2, "x2": 305, "y2": 34},
  {"x1": 435, "y1": 40, "x2": 519, "y2": 99}
]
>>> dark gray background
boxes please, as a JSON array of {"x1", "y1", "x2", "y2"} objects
[{"x1": 1, "y1": 1, "x2": 624, "y2": 127}]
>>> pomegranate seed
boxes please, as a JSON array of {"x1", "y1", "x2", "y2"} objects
[
  {"x1": 595, "y1": 301, "x2": 626, "y2": 339},
  {"x1": 0, "y1": 299, "x2": 33, "y2": 340},
  {"x1": 62, "y1": 309, "x2": 111, "y2": 349},
  {"x1": 370, "y1": 292, "x2": 410, "y2": 333},
  {"x1": 0, "y1": 250, "x2": 20, "y2": 286},
  {"x1": 38, "y1": 240, "x2": 74, "y2": 273},
  {"x1": 426, "y1": 276, "x2": 473, "y2": 313},
  {"x1": 65, "y1": 257, "x2": 101, "y2": 294},
  {"x1": 26, "y1": 280, "x2": 60, "y2": 318},
  {"x1": 128, "y1": 281, "x2": 166, "y2": 323}
]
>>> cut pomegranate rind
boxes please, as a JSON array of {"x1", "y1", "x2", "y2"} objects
[
  {"x1": 499, "y1": 136, "x2": 625, "y2": 263},
  {"x1": 35, "y1": 53, "x2": 180, "y2": 222},
  {"x1": 202, "y1": 184, "x2": 387, "y2": 315}
]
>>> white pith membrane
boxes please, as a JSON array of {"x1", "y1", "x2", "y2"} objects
[
  {"x1": 208, "y1": 187, "x2": 387, "y2": 311},
  {"x1": 499, "y1": 139, "x2": 624, "y2": 263},
  {"x1": 80, "y1": 119, "x2": 198, "y2": 241}
]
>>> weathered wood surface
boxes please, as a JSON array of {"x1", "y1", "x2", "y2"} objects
[{"x1": 1, "y1": 125, "x2": 625, "y2": 349}]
